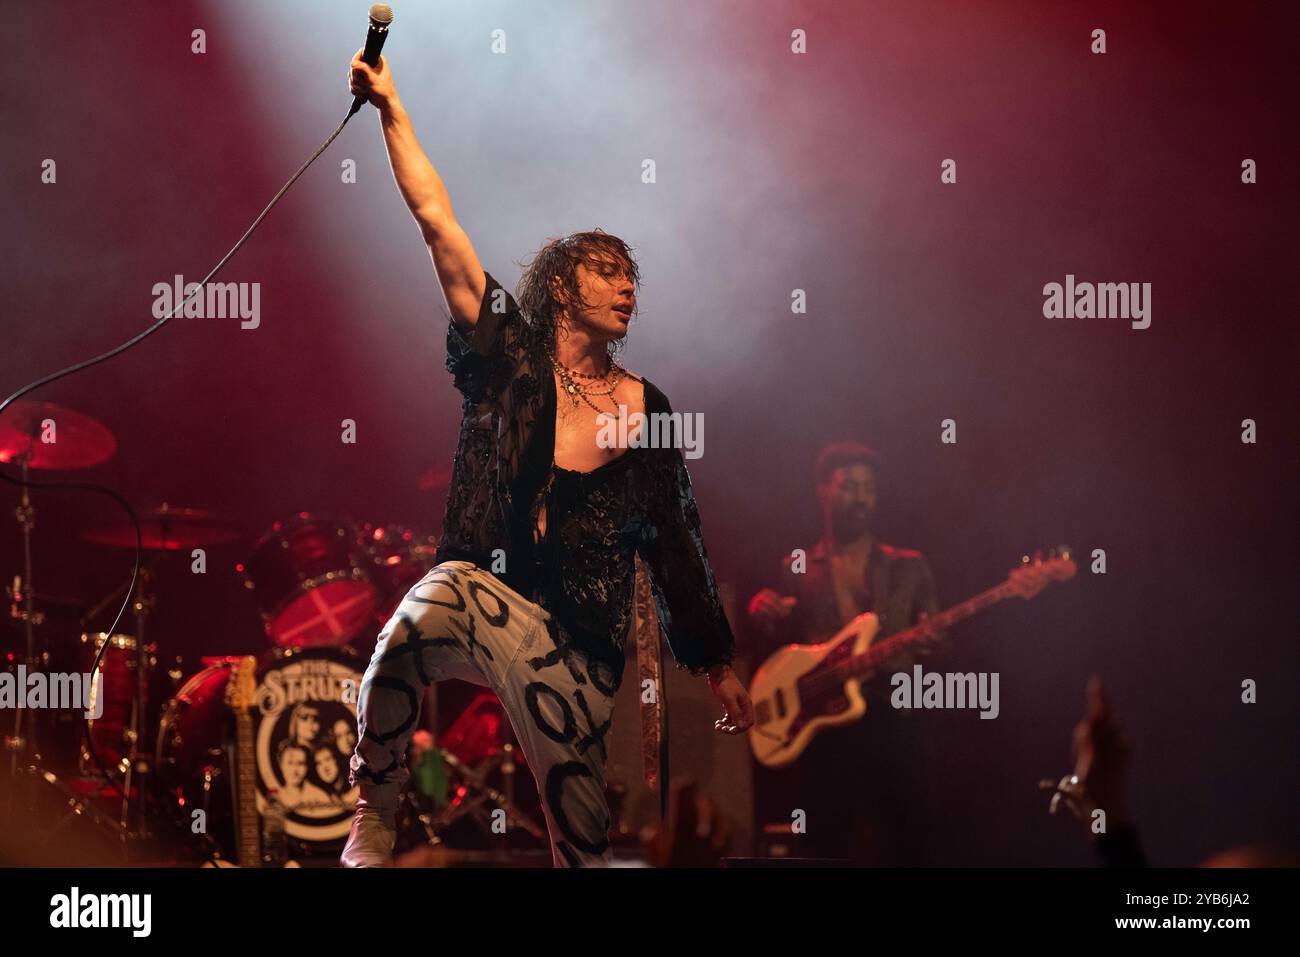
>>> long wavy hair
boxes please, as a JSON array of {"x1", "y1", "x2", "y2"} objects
[{"x1": 516, "y1": 229, "x2": 640, "y2": 357}]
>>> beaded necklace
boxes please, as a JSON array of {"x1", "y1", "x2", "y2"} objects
[{"x1": 549, "y1": 350, "x2": 625, "y2": 415}]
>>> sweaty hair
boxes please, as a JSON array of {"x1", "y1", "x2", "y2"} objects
[
  {"x1": 516, "y1": 229, "x2": 640, "y2": 357},
  {"x1": 814, "y1": 441, "x2": 880, "y2": 486}
]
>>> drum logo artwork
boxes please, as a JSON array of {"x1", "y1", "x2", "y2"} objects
[{"x1": 254, "y1": 655, "x2": 362, "y2": 842}]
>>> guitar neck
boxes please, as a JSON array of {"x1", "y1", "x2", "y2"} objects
[
  {"x1": 234, "y1": 712, "x2": 261, "y2": 868},
  {"x1": 843, "y1": 581, "x2": 1016, "y2": 681}
]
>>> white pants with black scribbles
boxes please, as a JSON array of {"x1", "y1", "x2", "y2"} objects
[{"x1": 348, "y1": 561, "x2": 623, "y2": 866}]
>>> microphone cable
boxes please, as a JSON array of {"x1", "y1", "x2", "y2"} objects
[{"x1": 0, "y1": 105, "x2": 362, "y2": 806}]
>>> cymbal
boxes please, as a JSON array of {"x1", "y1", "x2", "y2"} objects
[
  {"x1": 0, "y1": 400, "x2": 117, "y2": 470},
  {"x1": 83, "y1": 504, "x2": 242, "y2": 550}
]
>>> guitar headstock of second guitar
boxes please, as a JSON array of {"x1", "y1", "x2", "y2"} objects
[
  {"x1": 224, "y1": 655, "x2": 259, "y2": 712},
  {"x1": 1006, "y1": 546, "x2": 1076, "y2": 599}
]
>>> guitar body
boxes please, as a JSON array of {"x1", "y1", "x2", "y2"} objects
[
  {"x1": 748, "y1": 548, "x2": 1076, "y2": 770},
  {"x1": 748, "y1": 612, "x2": 881, "y2": 769}
]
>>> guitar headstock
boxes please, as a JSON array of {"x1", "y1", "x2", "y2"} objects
[
  {"x1": 225, "y1": 655, "x2": 259, "y2": 712},
  {"x1": 1006, "y1": 546, "x2": 1076, "y2": 599}
]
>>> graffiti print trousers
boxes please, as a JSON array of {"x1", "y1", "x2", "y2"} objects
[{"x1": 348, "y1": 561, "x2": 622, "y2": 866}]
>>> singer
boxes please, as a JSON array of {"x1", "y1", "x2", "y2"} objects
[{"x1": 341, "y1": 50, "x2": 754, "y2": 867}]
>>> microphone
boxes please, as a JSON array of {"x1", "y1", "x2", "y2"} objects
[{"x1": 349, "y1": 4, "x2": 395, "y2": 117}]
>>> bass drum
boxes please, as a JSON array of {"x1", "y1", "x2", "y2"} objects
[{"x1": 155, "y1": 647, "x2": 365, "y2": 860}]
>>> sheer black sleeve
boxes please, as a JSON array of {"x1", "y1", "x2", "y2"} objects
[
  {"x1": 636, "y1": 394, "x2": 736, "y2": 677},
  {"x1": 439, "y1": 270, "x2": 548, "y2": 579},
  {"x1": 446, "y1": 271, "x2": 532, "y2": 398}
]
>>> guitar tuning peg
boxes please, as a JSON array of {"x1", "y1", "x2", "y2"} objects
[
  {"x1": 1033, "y1": 549, "x2": 1043, "y2": 564},
  {"x1": 1021, "y1": 554, "x2": 1030, "y2": 566}
]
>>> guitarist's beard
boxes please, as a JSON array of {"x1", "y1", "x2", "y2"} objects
[{"x1": 830, "y1": 503, "x2": 874, "y2": 543}]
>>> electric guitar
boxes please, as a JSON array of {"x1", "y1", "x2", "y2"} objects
[
  {"x1": 206, "y1": 657, "x2": 301, "y2": 868},
  {"x1": 748, "y1": 548, "x2": 1076, "y2": 769}
]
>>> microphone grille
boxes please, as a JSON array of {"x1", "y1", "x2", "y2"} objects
[{"x1": 369, "y1": 4, "x2": 394, "y2": 25}]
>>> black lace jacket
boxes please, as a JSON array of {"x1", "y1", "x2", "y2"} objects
[{"x1": 433, "y1": 271, "x2": 735, "y2": 678}]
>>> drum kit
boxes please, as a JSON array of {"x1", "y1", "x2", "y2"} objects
[{"x1": 1, "y1": 400, "x2": 543, "y2": 865}]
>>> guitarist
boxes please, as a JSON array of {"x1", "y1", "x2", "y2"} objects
[{"x1": 746, "y1": 441, "x2": 942, "y2": 864}]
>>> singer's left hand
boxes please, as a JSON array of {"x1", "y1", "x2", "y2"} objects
[{"x1": 708, "y1": 665, "x2": 754, "y2": 734}]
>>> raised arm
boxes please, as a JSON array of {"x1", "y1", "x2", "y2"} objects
[{"x1": 349, "y1": 51, "x2": 486, "y2": 330}]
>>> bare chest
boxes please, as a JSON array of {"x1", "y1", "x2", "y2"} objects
[{"x1": 551, "y1": 371, "x2": 647, "y2": 473}]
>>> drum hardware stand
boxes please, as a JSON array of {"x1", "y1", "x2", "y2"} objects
[
  {"x1": 3, "y1": 455, "x2": 129, "y2": 858},
  {"x1": 23, "y1": 763, "x2": 131, "y2": 855},
  {"x1": 76, "y1": 554, "x2": 164, "y2": 842},
  {"x1": 5, "y1": 454, "x2": 47, "y2": 816},
  {"x1": 3, "y1": 459, "x2": 131, "y2": 859},
  {"x1": 192, "y1": 762, "x2": 232, "y2": 865},
  {"x1": 115, "y1": 560, "x2": 159, "y2": 837},
  {"x1": 427, "y1": 743, "x2": 545, "y2": 842}
]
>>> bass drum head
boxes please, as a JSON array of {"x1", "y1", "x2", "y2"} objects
[
  {"x1": 254, "y1": 648, "x2": 361, "y2": 843},
  {"x1": 156, "y1": 647, "x2": 364, "y2": 859}
]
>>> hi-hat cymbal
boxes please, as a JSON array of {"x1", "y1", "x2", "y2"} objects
[
  {"x1": 0, "y1": 400, "x2": 117, "y2": 470},
  {"x1": 83, "y1": 504, "x2": 242, "y2": 550}
]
